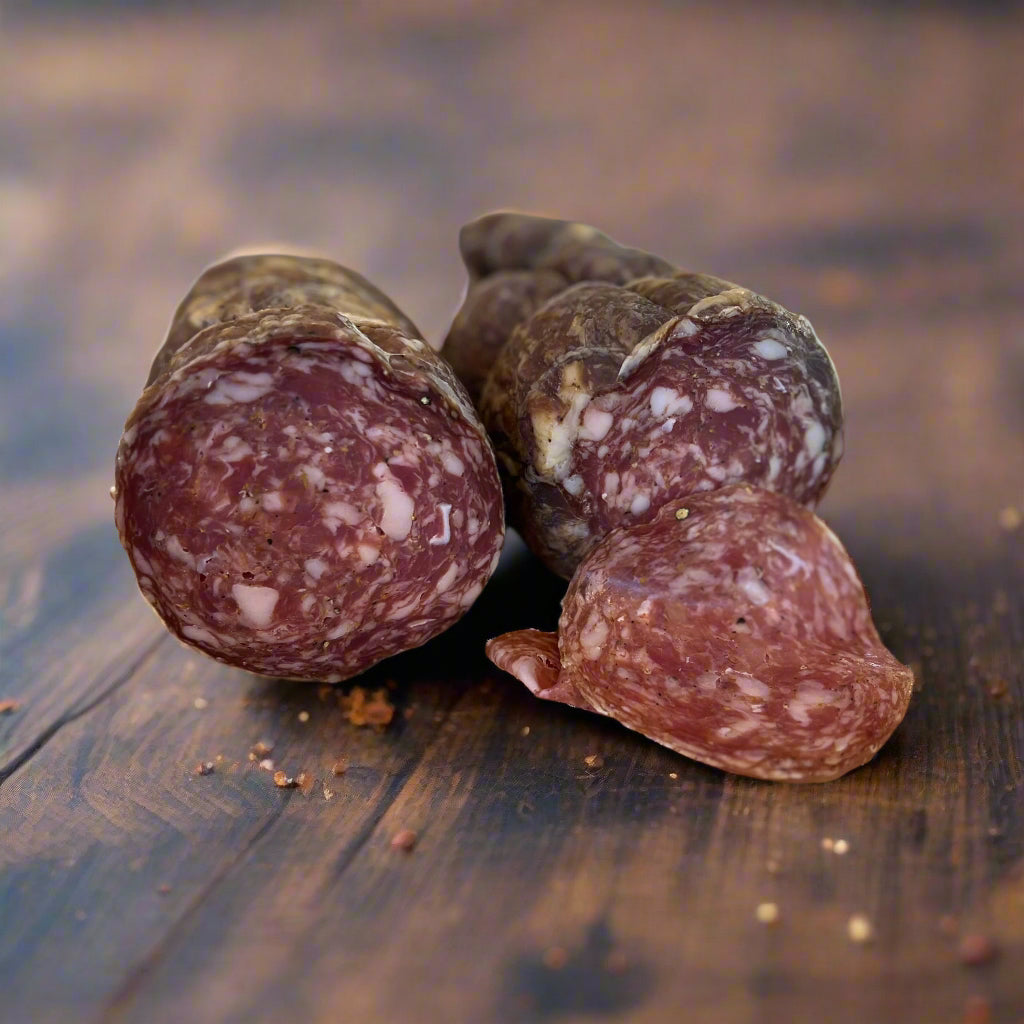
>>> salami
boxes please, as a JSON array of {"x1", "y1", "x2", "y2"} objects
[
  {"x1": 444, "y1": 213, "x2": 843, "y2": 578},
  {"x1": 114, "y1": 255, "x2": 504, "y2": 682},
  {"x1": 487, "y1": 486, "x2": 914, "y2": 783}
]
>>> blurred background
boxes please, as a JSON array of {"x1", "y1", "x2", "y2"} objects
[{"x1": 0, "y1": 0, "x2": 1022, "y2": 555}]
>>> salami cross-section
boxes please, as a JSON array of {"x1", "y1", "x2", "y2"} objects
[
  {"x1": 443, "y1": 213, "x2": 843, "y2": 579},
  {"x1": 487, "y1": 486, "x2": 914, "y2": 783},
  {"x1": 114, "y1": 255, "x2": 504, "y2": 681}
]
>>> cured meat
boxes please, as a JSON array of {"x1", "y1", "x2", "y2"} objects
[
  {"x1": 444, "y1": 213, "x2": 843, "y2": 578},
  {"x1": 487, "y1": 486, "x2": 914, "y2": 783},
  {"x1": 114, "y1": 255, "x2": 504, "y2": 681}
]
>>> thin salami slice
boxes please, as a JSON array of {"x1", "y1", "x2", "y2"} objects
[
  {"x1": 114, "y1": 255, "x2": 504, "y2": 682},
  {"x1": 445, "y1": 213, "x2": 843, "y2": 579},
  {"x1": 487, "y1": 486, "x2": 914, "y2": 783}
]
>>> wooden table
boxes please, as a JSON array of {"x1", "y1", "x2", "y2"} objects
[{"x1": 2, "y1": 3, "x2": 1022, "y2": 1022}]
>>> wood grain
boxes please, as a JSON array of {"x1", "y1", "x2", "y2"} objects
[{"x1": 1, "y1": 2, "x2": 1022, "y2": 1022}]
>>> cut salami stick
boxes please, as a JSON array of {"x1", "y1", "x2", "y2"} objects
[{"x1": 114, "y1": 255, "x2": 504, "y2": 682}]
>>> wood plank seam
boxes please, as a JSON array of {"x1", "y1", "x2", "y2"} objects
[{"x1": 0, "y1": 632, "x2": 168, "y2": 785}]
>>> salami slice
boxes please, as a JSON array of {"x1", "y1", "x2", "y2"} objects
[
  {"x1": 445, "y1": 214, "x2": 843, "y2": 579},
  {"x1": 114, "y1": 255, "x2": 504, "y2": 682},
  {"x1": 487, "y1": 486, "x2": 914, "y2": 783}
]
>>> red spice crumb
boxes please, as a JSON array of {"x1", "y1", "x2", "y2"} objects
[
  {"x1": 296, "y1": 771, "x2": 315, "y2": 796},
  {"x1": 250, "y1": 740, "x2": 273, "y2": 758},
  {"x1": 157, "y1": 884, "x2": 172, "y2": 895},
  {"x1": 390, "y1": 828, "x2": 417, "y2": 852},
  {"x1": 273, "y1": 770, "x2": 298, "y2": 789},
  {"x1": 583, "y1": 754, "x2": 604, "y2": 769},
  {"x1": 331, "y1": 758, "x2": 349, "y2": 777},
  {"x1": 317, "y1": 685, "x2": 333, "y2": 703},
  {"x1": 542, "y1": 947, "x2": 568, "y2": 970},
  {"x1": 959, "y1": 933, "x2": 998, "y2": 966},
  {"x1": 340, "y1": 686, "x2": 395, "y2": 727},
  {"x1": 195, "y1": 762, "x2": 214, "y2": 776},
  {"x1": 0, "y1": 700, "x2": 21, "y2": 714},
  {"x1": 962, "y1": 994, "x2": 992, "y2": 1024}
]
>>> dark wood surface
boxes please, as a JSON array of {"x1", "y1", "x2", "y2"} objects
[{"x1": 1, "y1": 3, "x2": 1023, "y2": 1022}]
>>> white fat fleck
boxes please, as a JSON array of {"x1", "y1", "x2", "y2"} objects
[
  {"x1": 232, "y1": 584, "x2": 279, "y2": 628},
  {"x1": 706, "y1": 388, "x2": 740, "y2": 413},
  {"x1": 182, "y1": 624, "x2": 219, "y2": 646},
  {"x1": 579, "y1": 613, "x2": 609, "y2": 660},
  {"x1": 579, "y1": 405, "x2": 614, "y2": 442},
  {"x1": 753, "y1": 336, "x2": 789, "y2": 360},
  {"x1": 283, "y1": 425, "x2": 298, "y2": 437},
  {"x1": 372, "y1": 463, "x2": 415, "y2": 541},
  {"x1": 356, "y1": 542, "x2": 380, "y2": 566},
  {"x1": 662, "y1": 417, "x2": 677, "y2": 433},
  {"x1": 563, "y1": 475, "x2": 584, "y2": 496},
  {"x1": 649, "y1": 386, "x2": 693, "y2": 418},
  {"x1": 636, "y1": 598, "x2": 653, "y2": 618},
  {"x1": 435, "y1": 561, "x2": 461, "y2": 594},
  {"x1": 510, "y1": 654, "x2": 550, "y2": 696},
  {"x1": 767, "y1": 454, "x2": 783, "y2": 483},
  {"x1": 597, "y1": 444, "x2": 609, "y2": 459},
  {"x1": 164, "y1": 536, "x2": 195, "y2": 569},
  {"x1": 262, "y1": 491, "x2": 284, "y2": 512},
  {"x1": 121, "y1": 424, "x2": 138, "y2": 447},
  {"x1": 736, "y1": 567, "x2": 771, "y2": 605},
  {"x1": 204, "y1": 371, "x2": 274, "y2": 406},
  {"x1": 676, "y1": 318, "x2": 700, "y2": 336},
  {"x1": 304, "y1": 557, "x2": 328, "y2": 580},
  {"x1": 429, "y1": 503, "x2": 453, "y2": 546},
  {"x1": 787, "y1": 680, "x2": 834, "y2": 725},
  {"x1": 219, "y1": 436, "x2": 254, "y2": 463},
  {"x1": 459, "y1": 580, "x2": 485, "y2": 607},
  {"x1": 603, "y1": 472, "x2": 620, "y2": 497},
  {"x1": 327, "y1": 620, "x2": 355, "y2": 640},
  {"x1": 733, "y1": 673, "x2": 771, "y2": 700},
  {"x1": 300, "y1": 464, "x2": 327, "y2": 491},
  {"x1": 630, "y1": 493, "x2": 651, "y2": 516},
  {"x1": 322, "y1": 501, "x2": 362, "y2": 533},
  {"x1": 441, "y1": 451, "x2": 465, "y2": 477},
  {"x1": 238, "y1": 496, "x2": 257, "y2": 514},
  {"x1": 805, "y1": 420, "x2": 826, "y2": 459},
  {"x1": 300, "y1": 593, "x2": 316, "y2": 613}
]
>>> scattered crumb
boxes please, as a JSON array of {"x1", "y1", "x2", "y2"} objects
[
  {"x1": 403, "y1": 706, "x2": 416, "y2": 720},
  {"x1": 986, "y1": 679, "x2": 1009, "y2": 700},
  {"x1": 195, "y1": 762, "x2": 214, "y2": 776},
  {"x1": 193, "y1": 697, "x2": 208, "y2": 710},
  {"x1": 390, "y1": 828, "x2": 417, "y2": 852},
  {"x1": 331, "y1": 757, "x2": 349, "y2": 776},
  {"x1": 317, "y1": 685, "x2": 333, "y2": 702},
  {"x1": 0, "y1": 699, "x2": 21, "y2": 714},
  {"x1": 997, "y1": 506, "x2": 1021, "y2": 532},
  {"x1": 273, "y1": 770, "x2": 298, "y2": 789},
  {"x1": 674, "y1": 507, "x2": 690, "y2": 520},
  {"x1": 963, "y1": 994, "x2": 992, "y2": 1024},
  {"x1": 833, "y1": 839, "x2": 850, "y2": 856},
  {"x1": 583, "y1": 754, "x2": 604, "y2": 769},
  {"x1": 259, "y1": 758, "x2": 275, "y2": 772},
  {"x1": 75, "y1": 910, "x2": 88, "y2": 922},
  {"x1": 157, "y1": 884, "x2": 172, "y2": 896},
  {"x1": 755, "y1": 902, "x2": 780, "y2": 925},
  {"x1": 542, "y1": 946, "x2": 568, "y2": 970},
  {"x1": 296, "y1": 771, "x2": 315, "y2": 796},
  {"x1": 323, "y1": 785, "x2": 334, "y2": 801},
  {"x1": 521, "y1": 726, "x2": 531, "y2": 737},
  {"x1": 251, "y1": 741, "x2": 273, "y2": 758},
  {"x1": 847, "y1": 914, "x2": 873, "y2": 944},
  {"x1": 603, "y1": 950, "x2": 628, "y2": 974},
  {"x1": 340, "y1": 686, "x2": 395, "y2": 727},
  {"x1": 298, "y1": 710, "x2": 310, "y2": 723},
  {"x1": 958, "y1": 933, "x2": 998, "y2": 966},
  {"x1": 821, "y1": 837, "x2": 834, "y2": 852},
  {"x1": 215, "y1": 754, "x2": 224, "y2": 762},
  {"x1": 668, "y1": 772, "x2": 678, "y2": 780},
  {"x1": 938, "y1": 914, "x2": 959, "y2": 937},
  {"x1": 765, "y1": 858, "x2": 780, "y2": 874}
]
